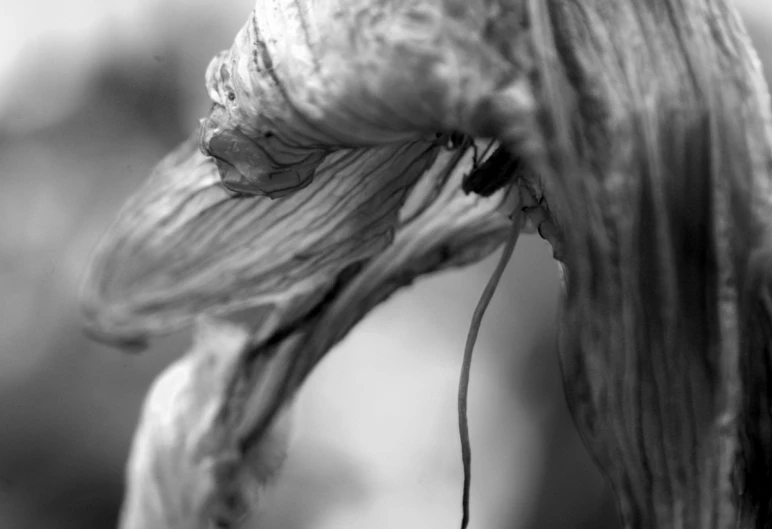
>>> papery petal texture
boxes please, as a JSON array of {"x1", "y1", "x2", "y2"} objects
[{"x1": 82, "y1": 132, "x2": 441, "y2": 342}]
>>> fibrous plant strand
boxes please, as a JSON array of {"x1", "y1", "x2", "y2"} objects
[{"x1": 458, "y1": 205, "x2": 523, "y2": 529}]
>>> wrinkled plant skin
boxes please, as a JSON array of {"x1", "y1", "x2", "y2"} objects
[
  {"x1": 83, "y1": 0, "x2": 772, "y2": 528},
  {"x1": 198, "y1": 1, "x2": 541, "y2": 197}
]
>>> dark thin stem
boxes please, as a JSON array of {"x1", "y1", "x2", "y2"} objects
[{"x1": 458, "y1": 207, "x2": 522, "y2": 529}]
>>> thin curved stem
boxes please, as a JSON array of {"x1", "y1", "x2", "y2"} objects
[{"x1": 458, "y1": 207, "x2": 522, "y2": 529}]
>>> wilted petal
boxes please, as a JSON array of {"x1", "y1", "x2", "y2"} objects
[
  {"x1": 119, "y1": 318, "x2": 293, "y2": 529},
  {"x1": 82, "y1": 131, "x2": 441, "y2": 343},
  {"x1": 117, "y1": 142, "x2": 514, "y2": 528}
]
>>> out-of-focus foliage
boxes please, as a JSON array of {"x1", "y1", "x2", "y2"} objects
[{"x1": 0, "y1": 1, "x2": 769, "y2": 528}]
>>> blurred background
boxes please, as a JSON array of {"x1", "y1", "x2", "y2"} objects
[{"x1": 0, "y1": 1, "x2": 769, "y2": 528}]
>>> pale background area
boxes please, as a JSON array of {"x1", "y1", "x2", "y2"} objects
[{"x1": 0, "y1": 1, "x2": 769, "y2": 528}]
